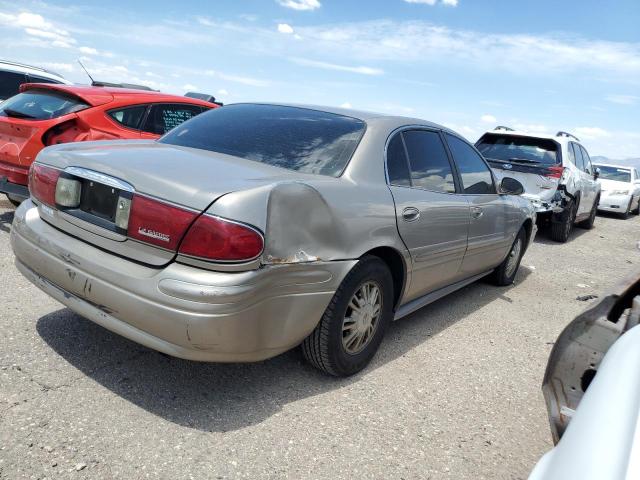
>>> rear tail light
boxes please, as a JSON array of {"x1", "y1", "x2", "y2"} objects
[
  {"x1": 29, "y1": 163, "x2": 60, "y2": 206},
  {"x1": 55, "y1": 176, "x2": 81, "y2": 207},
  {"x1": 179, "y1": 215, "x2": 264, "y2": 262},
  {"x1": 126, "y1": 195, "x2": 198, "y2": 250},
  {"x1": 545, "y1": 166, "x2": 565, "y2": 179}
]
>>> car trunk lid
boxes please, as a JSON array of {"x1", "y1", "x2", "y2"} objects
[{"x1": 32, "y1": 140, "x2": 304, "y2": 266}]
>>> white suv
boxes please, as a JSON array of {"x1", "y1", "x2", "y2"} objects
[
  {"x1": 0, "y1": 60, "x2": 71, "y2": 101},
  {"x1": 476, "y1": 127, "x2": 601, "y2": 242}
]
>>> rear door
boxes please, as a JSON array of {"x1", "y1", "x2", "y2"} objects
[
  {"x1": 386, "y1": 129, "x2": 469, "y2": 302},
  {"x1": 579, "y1": 145, "x2": 598, "y2": 213},
  {"x1": 139, "y1": 103, "x2": 205, "y2": 139},
  {"x1": 570, "y1": 143, "x2": 593, "y2": 215},
  {"x1": 445, "y1": 133, "x2": 513, "y2": 275}
]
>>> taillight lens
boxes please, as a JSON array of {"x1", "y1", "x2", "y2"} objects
[
  {"x1": 179, "y1": 215, "x2": 264, "y2": 262},
  {"x1": 545, "y1": 166, "x2": 565, "y2": 179},
  {"x1": 29, "y1": 163, "x2": 60, "y2": 206},
  {"x1": 127, "y1": 195, "x2": 198, "y2": 250}
]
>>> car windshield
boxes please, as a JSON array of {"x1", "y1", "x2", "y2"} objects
[
  {"x1": 476, "y1": 133, "x2": 559, "y2": 166},
  {"x1": 159, "y1": 104, "x2": 366, "y2": 177},
  {"x1": 0, "y1": 90, "x2": 89, "y2": 120},
  {"x1": 595, "y1": 165, "x2": 631, "y2": 183}
]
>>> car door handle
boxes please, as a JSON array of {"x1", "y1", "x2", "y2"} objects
[
  {"x1": 471, "y1": 206, "x2": 483, "y2": 219},
  {"x1": 402, "y1": 207, "x2": 420, "y2": 222}
]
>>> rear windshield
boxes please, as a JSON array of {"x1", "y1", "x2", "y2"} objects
[
  {"x1": 596, "y1": 165, "x2": 631, "y2": 183},
  {"x1": 159, "y1": 104, "x2": 366, "y2": 177},
  {"x1": 476, "y1": 133, "x2": 559, "y2": 166},
  {"x1": 0, "y1": 90, "x2": 89, "y2": 120}
]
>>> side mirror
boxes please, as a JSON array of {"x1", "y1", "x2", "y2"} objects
[
  {"x1": 594, "y1": 167, "x2": 600, "y2": 180},
  {"x1": 500, "y1": 177, "x2": 524, "y2": 195}
]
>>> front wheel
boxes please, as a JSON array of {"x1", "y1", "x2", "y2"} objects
[
  {"x1": 490, "y1": 228, "x2": 526, "y2": 286},
  {"x1": 301, "y1": 255, "x2": 394, "y2": 377},
  {"x1": 622, "y1": 198, "x2": 633, "y2": 219},
  {"x1": 577, "y1": 196, "x2": 598, "y2": 230},
  {"x1": 632, "y1": 197, "x2": 640, "y2": 215}
]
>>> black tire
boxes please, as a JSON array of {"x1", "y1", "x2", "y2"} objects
[
  {"x1": 301, "y1": 255, "x2": 394, "y2": 377},
  {"x1": 577, "y1": 196, "x2": 598, "y2": 230},
  {"x1": 632, "y1": 198, "x2": 640, "y2": 215},
  {"x1": 490, "y1": 228, "x2": 526, "y2": 286},
  {"x1": 550, "y1": 199, "x2": 577, "y2": 243},
  {"x1": 622, "y1": 198, "x2": 633, "y2": 219},
  {"x1": 6, "y1": 194, "x2": 21, "y2": 208}
]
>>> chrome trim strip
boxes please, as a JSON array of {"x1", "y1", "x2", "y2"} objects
[{"x1": 64, "y1": 167, "x2": 135, "y2": 192}]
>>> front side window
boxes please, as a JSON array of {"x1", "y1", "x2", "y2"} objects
[
  {"x1": 446, "y1": 133, "x2": 495, "y2": 194},
  {"x1": 476, "y1": 134, "x2": 559, "y2": 166},
  {"x1": 402, "y1": 130, "x2": 456, "y2": 193},
  {"x1": 107, "y1": 105, "x2": 148, "y2": 130},
  {"x1": 0, "y1": 90, "x2": 88, "y2": 120},
  {"x1": 386, "y1": 133, "x2": 410, "y2": 186},
  {"x1": 142, "y1": 104, "x2": 206, "y2": 135},
  {"x1": 160, "y1": 104, "x2": 366, "y2": 177},
  {"x1": 0, "y1": 71, "x2": 27, "y2": 100}
]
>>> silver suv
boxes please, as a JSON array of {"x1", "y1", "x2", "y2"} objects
[{"x1": 476, "y1": 127, "x2": 601, "y2": 242}]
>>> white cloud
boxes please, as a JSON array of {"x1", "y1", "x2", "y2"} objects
[
  {"x1": 278, "y1": 23, "x2": 294, "y2": 34},
  {"x1": 217, "y1": 89, "x2": 229, "y2": 96},
  {"x1": 480, "y1": 114, "x2": 496, "y2": 123},
  {"x1": 340, "y1": 102, "x2": 352, "y2": 108},
  {"x1": 78, "y1": 46, "x2": 98, "y2": 55},
  {"x1": 183, "y1": 83, "x2": 198, "y2": 91},
  {"x1": 41, "y1": 62, "x2": 74, "y2": 73},
  {"x1": 290, "y1": 57, "x2": 383, "y2": 75},
  {"x1": 0, "y1": 12, "x2": 76, "y2": 48},
  {"x1": 204, "y1": 69, "x2": 270, "y2": 87},
  {"x1": 605, "y1": 94, "x2": 639, "y2": 105},
  {"x1": 277, "y1": 0, "x2": 321, "y2": 11},
  {"x1": 574, "y1": 127, "x2": 612, "y2": 140},
  {"x1": 404, "y1": 0, "x2": 458, "y2": 6},
  {"x1": 513, "y1": 123, "x2": 549, "y2": 133}
]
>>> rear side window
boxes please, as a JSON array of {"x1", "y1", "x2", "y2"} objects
[
  {"x1": 476, "y1": 134, "x2": 559, "y2": 166},
  {"x1": 160, "y1": 104, "x2": 366, "y2": 177},
  {"x1": 572, "y1": 144, "x2": 585, "y2": 171},
  {"x1": 445, "y1": 133, "x2": 495, "y2": 194},
  {"x1": 0, "y1": 90, "x2": 88, "y2": 120},
  {"x1": 386, "y1": 133, "x2": 410, "y2": 186},
  {"x1": 0, "y1": 71, "x2": 27, "y2": 100},
  {"x1": 142, "y1": 104, "x2": 205, "y2": 135},
  {"x1": 108, "y1": 105, "x2": 148, "y2": 130},
  {"x1": 403, "y1": 130, "x2": 456, "y2": 193}
]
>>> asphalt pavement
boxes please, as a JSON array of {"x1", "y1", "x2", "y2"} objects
[{"x1": 1, "y1": 196, "x2": 639, "y2": 479}]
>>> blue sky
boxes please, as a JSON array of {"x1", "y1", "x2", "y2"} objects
[{"x1": 1, "y1": 0, "x2": 639, "y2": 158}]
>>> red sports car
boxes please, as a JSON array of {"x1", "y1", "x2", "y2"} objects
[{"x1": 0, "y1": 83, "x2": 219, "y2": 204}]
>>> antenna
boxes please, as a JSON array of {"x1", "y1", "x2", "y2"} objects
[{"x1": 77, "y1": 60, "x2": 95, "y2": 84}]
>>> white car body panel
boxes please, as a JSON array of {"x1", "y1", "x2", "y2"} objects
[
  {"x1": 529, "y1": 324, "x2": 640, "y2": 480},
  {"x1": 595, "y1": 164, "x2": 640, "y2": 214}
]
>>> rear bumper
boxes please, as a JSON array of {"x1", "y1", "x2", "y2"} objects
[
  {"x1": 11, "y1": 200, "x2": 356, "y2": 362},
  {"x1": 597, "y1": 193, "x2": 632, "y2": 213}
]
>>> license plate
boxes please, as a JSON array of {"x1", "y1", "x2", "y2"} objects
[{"x1": 80, "y1": 180, "x2": 121, "y2": 222}]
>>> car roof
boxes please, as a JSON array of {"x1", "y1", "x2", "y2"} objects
[
  {"x1": 241, "y1": 102, "x2": 457, "y2": 135},
  {"x1": 0, "y1": 60, "x2": 71, "y2": 83},
  {"x1": 19, "y1": 83, "x2": 218, "y2": 108}
]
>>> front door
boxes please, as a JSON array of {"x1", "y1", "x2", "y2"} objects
[
  {"x1": 443, "y1": 133, "x2": 514, "y2": 276},
  {"x1": 386, "y1": 129, "x2": 469, "y2": 303}
]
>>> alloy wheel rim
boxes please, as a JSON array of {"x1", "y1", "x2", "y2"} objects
[
  {"x1": 505, "y1": 238, "x2": 522, "y2": 278},
  {"x1": 342, "y1": 281, "x2": 382, "y2": 355}
]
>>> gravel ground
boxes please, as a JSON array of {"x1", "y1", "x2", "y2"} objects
[{"x1": 1, "y1": 196, "x2": 639, "y2": 479}]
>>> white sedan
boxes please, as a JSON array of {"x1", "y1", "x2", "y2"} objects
[{"x1": 595, "y1": 163, "x2": 640, "y2": 217}]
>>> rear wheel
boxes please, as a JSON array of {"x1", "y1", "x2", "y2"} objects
[
  {"x1": 490, "y1": 228, "x2": 526, "y2": 286},
  {"x1": 301, "y1": 255, "x2": 394, "y2": 377},
  {"x1": 550, "y1": 199, "x2": 576, "y2": 243},
  {"x1": 577, "y1": 196, "x2": 598, "y2": 230}
]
